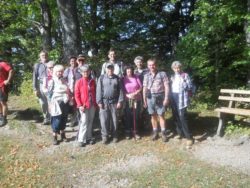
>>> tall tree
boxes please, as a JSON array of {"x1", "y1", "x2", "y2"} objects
[
  {"x1": 40, "y1": 0, "x2": 52, "y2": 51},
  {"x1": 57, "y1": 0, "x2": 81, "y2": 62}
]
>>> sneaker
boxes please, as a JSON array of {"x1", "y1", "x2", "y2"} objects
[
  {"x1": 60, "y1": 132, "x2": 68, "y2": 142},
  {"x1": 151, "y1": 131, "x2": 158, "y2": 141},
  {"x1": 102, "y1": 137, "x2": 108, "y2": 145},
  {"x1": 125, "y1": 132, "x2": 131, "y2": 140},
  {"x1": 134, "y1": 134, "x2": 141, "y2": 140},
  {"x1": 174, "y1": 135, "x2": 182, "y2": 139},
  {"x1": 53, "y1": 136, "x2": 58, "y2": 145},
  {"x1": 78, "y1": 142, "x2": 85, "y2": 147},
  {"x1": 112, "y1": 137, "x2": 118, "y2": 143},
  {"x1": 161, "y1": 132, "x2": 168, "y2": 142},
  {"x1": 186, "y1": 139, "x2": 194, "y2": 149}
]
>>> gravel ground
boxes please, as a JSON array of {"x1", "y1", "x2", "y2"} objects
[{"x1": 192, "y1": 135, "x2": 250, "y2": 175}]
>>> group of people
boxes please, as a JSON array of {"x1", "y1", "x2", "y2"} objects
[{"x1": 31, "y1": 48, "x2": 194, "y2": 148}]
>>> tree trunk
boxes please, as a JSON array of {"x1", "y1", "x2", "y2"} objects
[
  {"x1": 246, "y1": 0, "x2": 250, "y2": 87},
  {"x1": 40, "y1": 0, "x2": 52, "y2": 51},
  {"x1": 90, "y1": 0, "x2": 99, "y2": 56},
  {"x1": 57, "y1": 0, "x2": 81, "y2": 63}
]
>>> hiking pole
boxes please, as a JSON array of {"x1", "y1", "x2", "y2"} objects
[{"x1": 133, "y1": 100, "x2": 137, "y2": 140}]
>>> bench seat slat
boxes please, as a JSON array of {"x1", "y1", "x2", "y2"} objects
[
  {"x1": 218, "y1": 96, "x2": 250, "y2": 103},
  {"x1": 220, "y1": 89, "x2": 250, "y2": 95},
  {"x1": 215, "y1": 107, "x2": 250, "y2": 116}
]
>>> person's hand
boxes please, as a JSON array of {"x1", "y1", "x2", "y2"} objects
[
  {"x1": 34, "y1": 90, "x2": 40, "y2": 98},
  {"x1": 98, "y1": 103, "x2": 103, "y2": 109},
  {"x1": 116, "y1": 102, "x2": 122, "y2": 109},
  {"x1": 79, "y1": 106, "x2": 85, "y2": 112},
  {"x1": 3, "y1": 80, "x2": 9, "y2": 85},
  {"x1": 163, "y1": 99, "x2": 169, "y2": 107}
]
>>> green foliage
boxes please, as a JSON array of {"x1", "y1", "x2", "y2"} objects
[
  {"x1": 225, "y1": 121, "x2": 250, "y2": 136},
  {"x1": 20, "y1": 72, "x2": 33, "y2": 97}
]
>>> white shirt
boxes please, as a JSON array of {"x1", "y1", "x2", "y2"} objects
[{"x1": 171, "y1": 74, "x2": 182, "y2": 93}]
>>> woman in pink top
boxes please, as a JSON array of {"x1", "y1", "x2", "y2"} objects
[{"x1": 122, "y1": 65, "x2": 142, "y2": 140}]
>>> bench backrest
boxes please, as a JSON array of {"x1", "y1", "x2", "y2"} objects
[{"x1": 218, "y1": 89, "x2": 250, "y2": 108}]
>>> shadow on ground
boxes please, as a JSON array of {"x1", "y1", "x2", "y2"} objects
[{"x1": 10, "y1": 108, "x2": 43, "y2": 122}]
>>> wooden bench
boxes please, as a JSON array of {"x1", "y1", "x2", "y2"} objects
[{"x1": 215, "y1": 89, "x2": 250, "y2": 136}]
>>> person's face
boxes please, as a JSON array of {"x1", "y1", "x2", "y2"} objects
[
  {"x1": 107, "y1": 67, "x2": 114, "y2": 76},
  {"x1": 40, "y1": 52, "x2": 48, "y2": 63},
  {"x1": 173, "y1": 66, "x2": 181, "y2": 74},
  {"x1": 47, "y1": 66, "x2": 53, "y2": 73},
  {"x1": 147, "y1": 60, "x2": 157, "y2": 72},
  {"x1": 108, "y1": 51, "x2": 116, "y2": 62},
  {"x1": 134, "y1": 59, "x2": 143, "y2": 69},
  {"x1": 81, "y1": 70, "x2": 89, "y2": 78},
  {"x1": 77, "y1": 58, "x2": 85, "y2": 66},
  {"x1": 55, "y1": 70, "x2": 64, "y2": 78},
  {"x1": 69, "y1": 58, "x2": 77, "y2": 67},
  {"x1": 126, "y1": 68, "x2": 133, "y2": 77}
]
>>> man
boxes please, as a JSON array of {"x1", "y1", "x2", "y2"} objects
[
  {"x1": 101, "y1": 49, "x2": 124, "y2": 77},
  {"x1": 0, "y1": 60, "x2": 14, "y2": 126},
  {"x1": 134, "y1": 56, "x2": 148, "y2": 83},
  {"x1": 96, "y1": 63, "x2": 124, "y2": 144},
  {"x1": 134, "y1": 56, "x2": 150, "y2": 131},
  {"x1": 143, "y1": 58, "x2": 169, "y2": 142},
  {"x1": 33, "y1": 50, "x2": 50, "y2": 125}
]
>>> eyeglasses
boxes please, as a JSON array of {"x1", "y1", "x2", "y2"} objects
[{"x1": 48, "y1": 67, "x2": 53, "y2": 69}]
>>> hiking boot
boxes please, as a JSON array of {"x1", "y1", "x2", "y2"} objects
[
  {"x1": 102, "y1": 137, "x2": 108, "y2": 145},
  {"x1": 60, "y1": 132, "x2": 68, "y2": 142},
  {"x1": 53, "y1": 136, "x2": 58, "y2": 145},
  {"x1": 112, "y1": 137, "x2": 118, "y2": 143},
  {"x1": 161, "y1": 132, "x2": 168, "y2": 142},
  {"x1": 0, "y1": 116, "x2": 4, "y2": 127},
  {"x1": 87, "y1": 138, "x2": 96, "y2": 145},
  {"x1": 43, "y1": 119, "x2": 50, "y2": 125},
  {"x1": 78, "y1": 142, "x2": 85, "y2": 147},
  {"x1": 151, "y1": 131, "x2": 158, "y2": 141}
]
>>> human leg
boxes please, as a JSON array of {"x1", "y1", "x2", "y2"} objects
[
  {"x1": 110, "y1": 103, "x2": 118, "y2": 142},
  {"x1": 99, "y1": 105, "x2": 110, "y2": 143},
  {"x1": 86, "y1": 106, "x2": 96, "y2": 143}
]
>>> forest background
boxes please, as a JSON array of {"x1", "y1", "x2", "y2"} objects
[{"x1": 1, "y1": 0, "x2": 250, "y2": 108}]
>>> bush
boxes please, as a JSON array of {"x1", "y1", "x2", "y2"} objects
[{"x1": 20, "y1": 72, "x2": 33, "y2": 97}]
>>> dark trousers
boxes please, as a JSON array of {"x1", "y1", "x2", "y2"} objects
[
  {"x1": 171, "y1": 93, "x2": 192, "y2": 139},
  {"x1": 124, "y1": 100, "x2": 141, "y2": 134},
  {"x1": 51, "y1": 102, "x2": 69, "y2": 133}
]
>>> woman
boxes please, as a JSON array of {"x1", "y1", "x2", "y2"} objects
[
  {"x1": 42, "y1": 61, "x2": 54, "y2": 94},
  {"x1": 48, "y1": 64, "x2": 71, "y2": 145},
  {"x1": 74, "y1": 65, "x2": 97, "y2": 147},
  {"x1": 122, "y1": 65, "x2": 142, "y2": 140},
  {"x1": 170, "y1": 61, "x2": 193, "y2": 148}
]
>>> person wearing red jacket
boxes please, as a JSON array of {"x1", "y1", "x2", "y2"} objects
[
  {"x1": 74, "y1": 65, "x2": 97, "y2": 147},
  {"x1": 0, "y1": 60, "x2": 14, "y2": 127}
]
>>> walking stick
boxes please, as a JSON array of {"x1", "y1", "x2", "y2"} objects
[{"x1": 133, "y1": 100, "x2": 137, "y2": 140}]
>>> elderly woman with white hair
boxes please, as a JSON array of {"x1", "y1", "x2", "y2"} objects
[
  {"x1": 170, "y1": 61, "x2": 194, "y2": 148},
  {"x1": 48, "y1": 64, "x2": 71, "y2": 145},
  {"x1": 74, "y1": 65, "x2": 97, "y2": 147}
]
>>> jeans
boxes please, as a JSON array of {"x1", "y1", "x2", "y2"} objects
[
  {"x1": 171, "y1": 93, "x2": 192, "y2": 139},
  {"x1": 51, "y1": 101, "x2": 69, "y2": 133}
]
